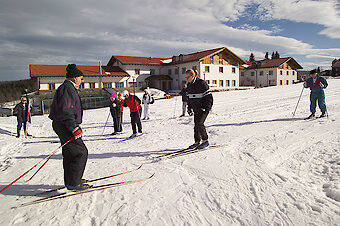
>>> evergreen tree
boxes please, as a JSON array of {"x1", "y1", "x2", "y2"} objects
[
  {"x1": 249, "y1": 53, "x2": 255, "y2": 62},
  {"x1": 275, "y1": 51, "x2": 280, "y2": 59},
  {"x1": 265, "y1": 52, "x2": 269, "y2": 60},
  {"x1": 271, "y1": 51, "x2": 275, "y2": 59}
]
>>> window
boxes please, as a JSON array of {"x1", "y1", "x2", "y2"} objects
[
  {"x1": 226, "y1": 80, "x2": 230, "y2": 86},
  {"x1": 260, "y1": 71, "x2": 264, "y2": 76},
  {"x1": 232, "y1": 80, "x2": 236, "y2": 87},
  {"x1": 150, "y1": 69, "x2": 155, "y2": 75},
  {"x1": 287, "y1": 71, "x2": 289, "y2": 75},
  {"x1": 79, "y1": 83, "x2": 84, "y2": 89},
  {"x1": 175, "y1": 68, "x2": 179, "y2": 75},
  {"x1": 48, "y1": 83, "x2": 55, "y2": 90},
  {"x1": 219, "y1": 54, "x2": 223, "y2": 64},
  {"x1": 280, "y1": 70, "x2": 283, "y2": 75},
  {"x1": 103, "y1": 82, "x2": 112, "y2": 88},
  {"x1": 168, "y1": 69, "x2": 172, "y2": 75},
  {"x1": 213, "y1": 80, "x2": 217, "y2": 85},
  {"x1": 251, "y1": 72, "x2": 255, "y2": 76},
  {"x1": 182, "y1": 67, "x2": 186, "y2": 74},
  {"x1": 286, "y1": 80, "x2": 289, "y2": 85},
  {"x1": 205, "y1": 66, "x2": 210, "y2": 73},
  {"x1": 210, "y1": 56, "x2": 214, "y2": 64},
  {"x1": 115, "y1": 82, "x2": 124, "y2": 88},
  {"x1": 269, "y1": 70, "x2": 273, "y2": 75},
  {"x1": 219, "y1": 80, "x2": 224, "y2": 87},
  {"x1": 219, "y1": 67, "x2": 223, "y2": 73},
  {"x1": 280, "y1": 80, "x2": 283, "y2": 85},
  {"x1": 293, "y1": 71, "x2": 295, "y2": 75},
  {"x1": 89, "y1": 83, "x2": 95, "y2": 88},
  {"x1": 206, "y1": 80, "x2": 210, "y2": 84},
  {"x1": 135, "y1": 69, "x2": 140, "y2": 75},
  {"x1": 232, "y1": 67, "x2": 236, "y2": 73}
]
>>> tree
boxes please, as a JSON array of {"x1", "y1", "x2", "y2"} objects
[
  {"x1": 271, "y1": 51, "x2": 275, "y2": 59},
  {"x1": 249, "y1": 53, "x2": 255, "y2": 62},
  {"x1": 265, "y1": 52, "x2": 269, "y2": 60},
  {"x1": 275, "y1": 51, "x2": 280, "y2": 59}
]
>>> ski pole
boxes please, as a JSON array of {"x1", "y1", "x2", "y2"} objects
[
  {"x1": 0, "y1": 137, "x2": 74, "y2": 194},
  {"x1": 292, "y1": 85, "x2": 304, "y2": 117},
  {"x1": 101, "y1": 109, "x2": 111, "y2": 135}
]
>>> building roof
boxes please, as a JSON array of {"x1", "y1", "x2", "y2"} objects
[
  {"x1": 170, "y1": 47, "x2": 246, "y2": 65},
  {"x1": 245, "y1": 57, "x2": 303, "y2": 70},
  {"x1": 30, "y1": 65, "x2": 129, "y2": 77},
  {"x1": 108, "y1": 56, "x2": 169, "y2": 66}
]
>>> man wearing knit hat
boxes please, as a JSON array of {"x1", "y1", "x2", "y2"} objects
[
  {"x1": 49, "y1": 64, "x2": 90, "y2": 191},
  {"x1": 109, "y1": 93, "x2": 122, "y2": 135}
]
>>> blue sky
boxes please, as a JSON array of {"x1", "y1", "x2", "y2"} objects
[{"x1": 0, "y1": 0, "x2": 339, "y2": 81}]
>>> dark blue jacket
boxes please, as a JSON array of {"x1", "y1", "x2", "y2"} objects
[
  {"x1": 49, "y1": 80, "x2": 83, "y2": 132},
  {"x1": 187, "y1": 77, "x2": 213, "y2": 112},
  {"x1": 305, "y1": 75, "x2": 328, "y2": 93}
]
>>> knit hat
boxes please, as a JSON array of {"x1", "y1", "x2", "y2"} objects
[
  {"x1": 310, "y1": 69, "x2": 317, "y2": 74},
  {"x1": 110, "y1": 93, "x2": 116, "y2": 98},
  {"x1": 66, "y1": 64, "x2": 83, "y2": 78},
  {"x1": 122, "y1": 90, "x2": 129, "y2": 97}
]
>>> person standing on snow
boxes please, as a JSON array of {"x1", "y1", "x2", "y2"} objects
[
  {"x1": 49, "y1": 64, "x2": 90, "y2": 191},
  {"x1": 109, "y1": 93, "x2": 122, "y2": 135},
  {"x1": 185, "y1": 69, "x2": 213, "y2": 149},
  {"x1": 142, "y1": 89, "x2": 152, "y2": 120},
  {"x1": 304, "y1": 69, "x2": 328, "y2": 119},
  {"x1": 122, "y1": 90, "x2": 142, "y2": 138},
  {"x1": 179, "y1": 83, "x2": 189, "y2": 117},
  {"x1": 13, "y1": 96, "x2": 32, "y2": 138}
]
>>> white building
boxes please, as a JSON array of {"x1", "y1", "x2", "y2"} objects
[
  {"x1": 240, "y1": 58, "x2": 303, "y2": 87},
  {"x1": 30, "y1": 47, "x2": 246, "y2": 91}
]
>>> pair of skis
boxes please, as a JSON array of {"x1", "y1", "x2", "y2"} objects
[
  {"x1": 151, "y1": 144, "x2": 222, "y2": 160},
  {"x1": 15, "y1": 164, "x2": 154, "y2": 208}
]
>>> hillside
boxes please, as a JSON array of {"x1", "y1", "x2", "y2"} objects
[{"x1": 0, "y1": 79, "x2": 339, "y2": 225}]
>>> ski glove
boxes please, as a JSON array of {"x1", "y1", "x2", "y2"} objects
[
  {"x1": 319, "y1": 82, "x2": 324, "y2": 88},
  {"x1": 303, "y1": 81, "x2": 308, "y2": 88},
  {"x1": 112, "y1": 103, "x2": 116, "y2": 107},
  {"x1": 72, "y1": 127, "x2": 83, "y2": 139}
]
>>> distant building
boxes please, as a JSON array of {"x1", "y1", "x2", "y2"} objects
[
  {"x1": 240, "y1": 57, "x2": 303, "y2": 87},
  {"x1": 332, "y1": 59, "x2": 340, "y2": 77},
  {"x1": 30, "y1": 47, "x2": 246, "y2": 91},
  {"x1": 30, "y1": 65, "x2": 129, "y2": 91}
]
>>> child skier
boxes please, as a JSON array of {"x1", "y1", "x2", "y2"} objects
[
  {"x1": 304, "y1": 69, "x2": 328, "y2": 119},
  {"x1": 109, "y1": 93, "x2": 122, "y2": 135},
  {"x1": 122, "y1": 90, "x2": 142, "y2": 138}
]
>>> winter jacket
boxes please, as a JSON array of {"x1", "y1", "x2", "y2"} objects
[
  {"x1": 179, "y1": 87, "x2": 188, "y2": 102},
  {"x1": 304, "y1": 75, "x2": 328, "y2": 93},
  {"x1": 109, "y1": 98, "x2": 122, "y2": 118},
  {"x1": 123, "y1": 95, "x2": 142, "y2": 113},
  {"x1": 187, "y1": 77, "x2": 213, "y2": 112},
  {"x1": 13, "y1": 102, "x2": 30, "y2": 123},
  {"x1": 142, "y1": 93, "x2": 152, "y2": 104},
  {"x1": 49, "y1": 79, "x2": 83, "y2": 132}
]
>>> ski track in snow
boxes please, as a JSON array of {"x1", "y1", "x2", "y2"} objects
[{"x1": 1, "y1": 79, "x2": 340, "y2": 225}]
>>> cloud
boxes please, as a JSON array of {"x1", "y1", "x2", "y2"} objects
[{"x1": 0, "y1": 0, "x2": 339, "y2": 81}]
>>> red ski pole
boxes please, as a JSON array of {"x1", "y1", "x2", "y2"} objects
[{"x1": 0, "y1": 137, "x2": 74, "y2": 194}]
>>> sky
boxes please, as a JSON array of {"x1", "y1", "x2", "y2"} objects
[{"x1": 0, "y1": 0, "x2": 339, "y2": 81}]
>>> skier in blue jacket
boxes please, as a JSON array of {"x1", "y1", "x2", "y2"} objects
[{"x1": 304, "y1": 69, "x2": 328, "y2": 119}]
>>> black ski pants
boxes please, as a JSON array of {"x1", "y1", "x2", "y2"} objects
[
  {"x1": 193, "y1": 110, "x2": 209, "y2": 143},
  {"x1": 130, "y1": 109, "x2": 142, "y2": 134},
  {"x1": 111, "y1": 111, "x2": 122, "y2": 133},
  {"x1": 52, "y1": 121, "x2": 88, "y2": 187}
]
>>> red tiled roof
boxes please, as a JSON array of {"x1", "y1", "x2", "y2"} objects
[
  {"x1": 30, "y1": 65, "x2": 129, "y2": 77},
  {"x1": 112, "y1": 56, "x2": 169, "y2": 65},
  {"x1": 245, "y1": 57, "x2": 303, "y2": 69},
  {"x1": 170, "y1": 47, "x2": 245, "y2": 65}
]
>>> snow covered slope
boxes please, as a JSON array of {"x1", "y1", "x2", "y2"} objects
[{"x1": 0, "y1": 79, "x2": 339, "y2": 225}]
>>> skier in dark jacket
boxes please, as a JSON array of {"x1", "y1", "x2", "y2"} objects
[
  {"x1": 13, "y1": 96, "x2": 31, "y2": 138},
  {"x1": 122, "y1": 90, "x2": 142, "y2": 138},
  {"x1": 185, "y1": 69, "x2": 213, "y2": 149},
  {"x1": 109, "y1": 93, "x2": 122, "y2": 135},
  {"x1": 179, "y1": 83, "x2": 189, "y2": 117},
  {"x1": 49, "y1": 64, "x2": 90, "y2": 191},
  {"x1": 304, "y1": 69, "x2": 328, "y2": 119}
]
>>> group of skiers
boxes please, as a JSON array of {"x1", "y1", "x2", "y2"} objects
[{"x1": 12, "y1": 64, "x2": 328, "y2": 192}]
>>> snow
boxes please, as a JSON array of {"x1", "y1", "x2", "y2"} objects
[{"x1": 1, "y1": 79, "x2": 340, "y2": 225}]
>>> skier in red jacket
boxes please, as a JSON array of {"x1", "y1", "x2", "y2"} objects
[{"x1": 122, "y1": 90, "x2": 142, "y2": 138}]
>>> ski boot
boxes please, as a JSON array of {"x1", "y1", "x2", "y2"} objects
[
  {"x1": 197, "y1": 140, "x2": 209, "y2": 149},
  {"x1": 319, "y1": 112, "x2": 326, "y2": 118},
  {"x1": 305, "y1": 113, "x2": 315, "y2": 120},
  {"x1": 188, "y1": 142, "x2": 200, "y2": 149}
]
